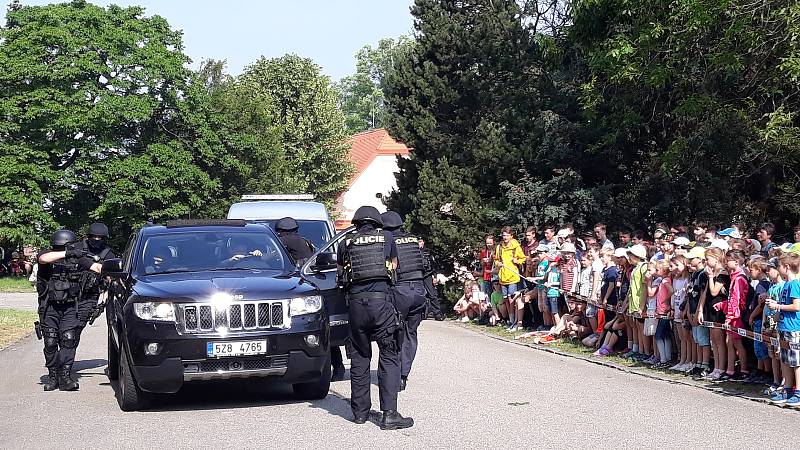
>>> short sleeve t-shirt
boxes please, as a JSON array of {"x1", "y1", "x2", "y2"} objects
[
  {"x1": 535, "y1": 260, "x2": 549, "y2": 290},
  {"x1": 628, "y1": 263, "x2": 647, "y2": 313},
  {"x1": 764, "y1": 281, "x2": 783, "y2": 331},
  {"x1": 656, "y1": 276, "x2": 672, "y2": 315},
  {"x1": 601, "y1": 265, "x2": 619, "y2": 305},
  {"x1": 777, "y1": 279, "x2": 800, "y2": 332},
  {"x1": 579, "y1": 267, "x2": 592, "y2": 298},
  {"x1": 686, "y1": 269, "x2": 709, "y2": 315},
  {"x1": 671, "y1": 277, "x2": 688, "y2": 313},
  {"x1": 490, "y1": 291, "x2": 503, "y2": 306},
  {"x1": 547, "y1": 267, "x2": 561, "y2": 298},
  {"x1": 704, "y1": 272, "x2": 730, "y2": 319}
]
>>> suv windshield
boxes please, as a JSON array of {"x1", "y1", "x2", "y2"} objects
[
  {"x1": 256, "y1": 220, "x2": 331, "y2": 251},
  {"x1": 137, "y1": 231, "x2": 290, "y2": 275}
]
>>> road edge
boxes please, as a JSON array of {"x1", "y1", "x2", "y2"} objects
[{"x1": 450, "y1": 321, "x2": 798, "y2": 412}]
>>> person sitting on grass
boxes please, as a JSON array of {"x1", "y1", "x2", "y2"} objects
[
  {"x1": 454, "y1": 280, "x2": 484, "y2": 322},
  {"x1": 536, "y1": 299, "x2": 590, "y2": 344},
  {"x1": 488, "y1": 278, "x2": 504, "y2": 326}
]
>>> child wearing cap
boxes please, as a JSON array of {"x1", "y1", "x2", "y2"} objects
[
  {"x1": 765, "y1": 253, "x2": 800, "y2": 405},
  {"x1": 527, "y1": 244, "x2": 551, "y2": 330},
  {"x1": 686, "y1": 246, "x2": 712, "y2": 377},
  {"x1": 623, "y1": 245, "x2": 648, "y2": 360},
  {"x1": 545, "y1": 256, "x2": 562, "y2": 327}
]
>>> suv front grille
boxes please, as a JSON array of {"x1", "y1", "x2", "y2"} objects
[{"x1": 177, "y1": 300, "x2": 289, "y2": 334}]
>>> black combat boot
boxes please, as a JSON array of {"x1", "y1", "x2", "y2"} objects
[
  {"x1": 379, "y1": 410, "x2": 414, "y2": 430},
  {"x1": 59, "y1": 364, "x2": 79, "y2": 391},
  {"x1": 43, "y1": 368, "x2": 59, "y2": 391}
]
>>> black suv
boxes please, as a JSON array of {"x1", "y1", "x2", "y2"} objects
[{"x1": 102, "y1": 220, "x2": 331, "y2": 411}]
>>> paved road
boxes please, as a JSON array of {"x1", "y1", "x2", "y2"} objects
[
  {"x1": 0, "y1": 294, "x2": 795, "y2": 449},
  {"x1": 0, "y1": 292, "x2": 38, "y2": 311}
]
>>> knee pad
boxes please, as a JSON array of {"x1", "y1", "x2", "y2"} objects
[
  {"x1": 43, "y1": 327, "x2": 59, "y2": 352},
  {"x1": 60, "y1": 328, "x2": 80, "y2": 349}
]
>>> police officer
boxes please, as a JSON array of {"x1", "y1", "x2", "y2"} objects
[
  {"x1": 36, "y1": 229, "x2": 101, "y2": 391},
  {"x1": 419, "y1": 238, "x2": 445, "y2": 321},
  {"x1": 275, "y1": 217, "x2": 348, "y2": 380},
  {"x1": 70, "y1": 223, "x2": 116, "y2": 328},
  {"x1": 275, "y1": 217, "x2": 314, "y2": 264},
  {"x1": 381, "y1": 211, "x2": 427, "y2": 392},
  {"x1": 338, "y1": 206, "x2": 413, "y2": 430}
]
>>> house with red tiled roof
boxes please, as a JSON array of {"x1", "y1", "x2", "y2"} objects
[{"x1": 333, "y1": 128, "x2": 410, "y2": 229}]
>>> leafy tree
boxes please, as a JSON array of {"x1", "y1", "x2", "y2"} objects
[
  {"x1": 335, "y1": 37, "x2": 412, "y2": 133},
  {"x1": 239, "y1": 55, "x2": 353, "y2": 204},
  {"x1": 0, "y1": 0, "x2": 201, "y2": 244}
]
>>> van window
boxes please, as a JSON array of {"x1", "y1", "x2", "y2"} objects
[{"x1": 257, "y1": 220, "x2": 331, "y2": 251}]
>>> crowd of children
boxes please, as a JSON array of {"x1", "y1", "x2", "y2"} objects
[{"x1": 456, "y1": 222, "x2": 800, "y2": 406}]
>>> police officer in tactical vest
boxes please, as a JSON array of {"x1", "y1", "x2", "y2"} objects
[
  {"x1": 71, "y1": 223, "x2": 116, "y2": 327},
  {"x1": 419, "y1": 238, "x2": 445, "y2": 321},
  {"x1": 380, "y1": 211, "x2": 428, "y2": 392},
  {"x1": 36, "y1": 229, "x2": 102, "y2": 391},
  {"x1": 337, "y1": 206, "x2": 413, "y2": 430}
]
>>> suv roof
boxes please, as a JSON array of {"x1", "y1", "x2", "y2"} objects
[
  {"x1": 140, "y1": 220, "x2": 270, "y2": 235},
  {"x1": 227, "y1": 201, "x2": 330, "y2": 221}
]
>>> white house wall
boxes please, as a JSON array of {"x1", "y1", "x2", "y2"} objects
[{"x1": 341, "y1": 155, "x2": 402, "y2": 218}]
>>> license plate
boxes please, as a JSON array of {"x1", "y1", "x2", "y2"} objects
[{"x1": 207, "y1": 340, "x2": 267, "y2": 357}]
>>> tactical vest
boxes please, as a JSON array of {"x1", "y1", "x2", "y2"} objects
[
  {"x1": 394, "y1": 233, "x2": 425, "y2": 281},
  {"x1": 344, "y1": 230, "x2": 391, "y2": 284},
  {"x1": 46, "y1": 258, "x2": 82, "y2": 303}
]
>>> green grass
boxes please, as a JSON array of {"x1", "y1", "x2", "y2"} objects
[
  {"x1": 458, "y1": 320, "x2": 772, "y2": 400},
  {"x1": 0, "y1": 308, "x2": 37, "y2": 349},
  {"x1": 0, "y1": 276, "x2": 35, "y2": 293}
]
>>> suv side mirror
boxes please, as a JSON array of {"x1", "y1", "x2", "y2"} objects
[
  {"x1": 101, "y1": 258, "x2": 124, "y2": 275},
  {"x1": 310, "y1": 252, "x2": 337, "y2": 272}
]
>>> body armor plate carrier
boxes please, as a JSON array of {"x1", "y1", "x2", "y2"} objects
[
  {"x1": 394, "y1": 234, "x2": 424, "y2": 281},
  {"x1": 344, "y1": 230, "x2": 391, "y2": 284}
]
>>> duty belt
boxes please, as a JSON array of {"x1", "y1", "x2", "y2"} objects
[
  {"x1": 349, "y1": 292, "x2": 387, "y2": 301},
  {"x1": 397, "y1": 271, "x2": 424, "y2": 282}
]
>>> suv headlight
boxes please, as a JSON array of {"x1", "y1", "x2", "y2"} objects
[
  {"x1": 134, "y1": 302, "x2": 175, "y2": 321},
  {"x1": 290, "y1": 295, "x2": 323, "y2": 316}
]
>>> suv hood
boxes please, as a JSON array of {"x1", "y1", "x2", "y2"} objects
[{"x1": 133, "y1": 270, "x2": 315, "y2": 301}]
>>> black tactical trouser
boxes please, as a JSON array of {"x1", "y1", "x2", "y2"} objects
[
  {"x1": 422, "y1": 276, "x2": 443, "y2": 317},
  {"x1": 41, "y1": 301, "x2": 84, "y2": 369},
  {"x1": 393, "y1": 280, "x2": 427, "y2": 379},
  {"x1": 348, "y1": 293, "x2": 400, "y2": 417}
]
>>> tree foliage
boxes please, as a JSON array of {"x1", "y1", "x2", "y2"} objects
[
  {"x1": 384, "y1": 0, "x2": 800, "y2": 271},
  {"x1": 0, "y1": 3, "x2": 352, "y2": 247}
]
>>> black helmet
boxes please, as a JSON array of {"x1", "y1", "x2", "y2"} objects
[
  {"x1": 352, "y1": 206, "x2": 383, "y2": 227},
  {"x1": 51, "y1": 229, "x2": 77, "y2": 247},
  {"x1": 380, "y1": 211, "x2": 403, "y2": 230},
  {"x1": 275, "y1": 217, "x2": 299, "y2": 232},
  {"x1": 88, "y1": 222, "x2": 109, "y2": 237}
]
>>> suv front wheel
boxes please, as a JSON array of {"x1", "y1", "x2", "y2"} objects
[
  {"x1": 292, "y1": 355, "x2": 331, "y2": 400},
  {"x1": 117, "y1": 343, "x2": 151, "y2": 411}
]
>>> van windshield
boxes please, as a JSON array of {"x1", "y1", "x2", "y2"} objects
[{"x1": 257, "y1": 220, "x2": 331, "y2": 251}]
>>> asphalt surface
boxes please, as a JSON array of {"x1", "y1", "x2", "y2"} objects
[
  {"x1": 0, "y1": 292, "x2": 38, "y2": 311},
  {"x1": 0, "y1": 293, "x2": 796, "y2": 449}
]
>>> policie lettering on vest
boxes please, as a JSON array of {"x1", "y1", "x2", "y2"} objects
[
  {"x1": 394, "y1": 235, "x2": 424, "y2": 282},
  {"x1": 344, "y1": 231, "x2": 392, "y2": 284}
]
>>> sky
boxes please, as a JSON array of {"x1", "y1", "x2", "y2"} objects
[{"x1": 1, "y1": 0, "x2": 416, "y2": 80}]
